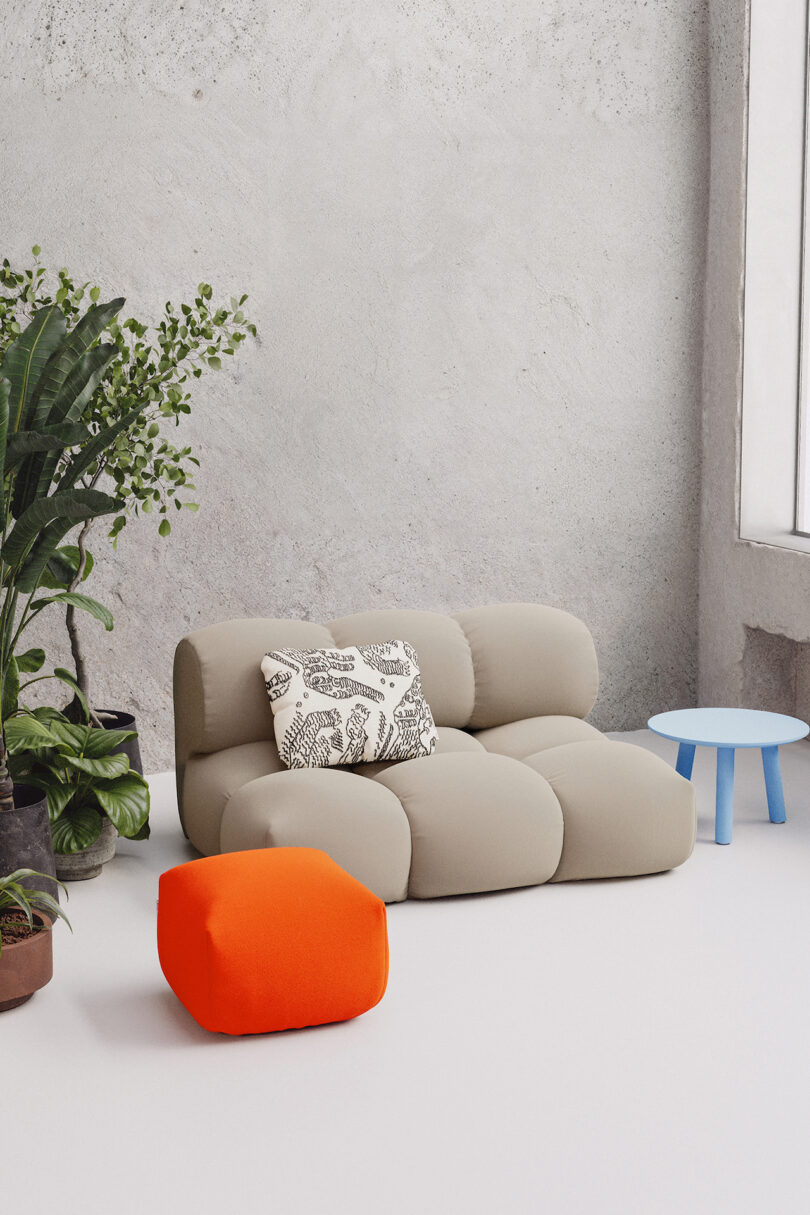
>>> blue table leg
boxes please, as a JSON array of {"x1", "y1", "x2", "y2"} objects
[
  {"x1": 715, "y1": 747, "x2": 735, "y2": 845},
  {"x1": 762, "y1": 745, "x2": 787, "y2": 823},
  {"x1": 675, "y1": 742, "x2": 696, "y2": 780}
]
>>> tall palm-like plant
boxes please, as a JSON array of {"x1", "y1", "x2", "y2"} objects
[{"x1": 0, "y1": 298, "x2": 135, "y2": 810}]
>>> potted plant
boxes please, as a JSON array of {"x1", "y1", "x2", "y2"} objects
[
  {"x1": 0, "y1": 867, "x2": 70, "y2": 1012},
  {"x1": 0, "y1": 283, "x2": 137, "y2": 879},
  {"x1": 6, "y1": 713, "x2": 149, "y2": 881},
  {"x1": 0, "y1": 252, "x2": 257, "y2": 767}
]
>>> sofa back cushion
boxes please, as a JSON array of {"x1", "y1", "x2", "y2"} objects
[
  {"x1": 329, "y1": 610, "x2": 475, "y2": 728},
  {"x1": 174, "y1": 603, "x2": 599, "y2": 774},
  {"x1": 453, "y1": 603, "x2": 599, "y2": 730},
  {"x1": 174, "y1": 619, "x2": 336, "y2": 764}
]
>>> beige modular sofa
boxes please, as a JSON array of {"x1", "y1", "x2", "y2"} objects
[{"x1": 173, "y1": 603, "x2": 696, "y2": 902}]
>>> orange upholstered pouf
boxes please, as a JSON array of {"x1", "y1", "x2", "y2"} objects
[{"x1": 157, "y1": 848, "x2": 389, "y2": 1035}]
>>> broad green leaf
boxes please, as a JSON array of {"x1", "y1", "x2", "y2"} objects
[
  {"x1": 74, "y1": 724, "x2": 136, "y2": 757},
  {"x1": 15, "y1": 342, "x2": 119, "y2": 514},
  {"x1": 45, "y1": 720, "x2": 90, "y2": 753},
  {"x1": 3, "y1": 713, "x2": 60, "y2": 752},
  {"x1": 63, "y1": 752, "x2": 130, "y2": 779},
  {"x1": 26, "y1": 297, "x2": 124, "y2": 433},
  {"x1": 1, "y1": 656, "x2": 20, "y2": 720},
  {"x1": 31, "y1": 591, "x2": 113, "y2": 631},
  {"x1": 46, "y1": 342, "x2": 119, "y2": 427},
  {"x1": 92, "y1": 773, "x2": 149, "y2": 838},
  {"x1": 46, "y1": 719, "x2": 135, "y2": 759},
  {"x1": 4, "y1": 422, "x2": 89, "y2": 471},
  {"x1": 39, "y1": 544, "x2": 94, "y2": 590},
  {"x1": 17, "y1": 516, "x2": 100, "y2": 593},
  {"x1": 53, "y1": 668, "x2": 90, "y2": 722},
  {"x1": 131, "y1": 819, "x2": 150, "y2": 841},
  {"x1": 43, "y1": 781, "x2": 76, "y2": 821},
  {"x1": 89, "y1": 727, "x2": 137, "y2": 753},
  {"x1": 0, "y1": 306, "x2": 67, "y2": 432},
  {"x1": 50, "y1": 804, "x2": 104, "y2": 854},
  {"x1": 16, "y1": 647, "x2": 45, "y2": 673},
  {"x1": 2, "y1": 488, "x2": 122, "y2": 570}
]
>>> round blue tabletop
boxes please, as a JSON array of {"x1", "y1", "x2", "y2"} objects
[{"x1": 647, "y1": 707, "x2": 810, "y2": 749}]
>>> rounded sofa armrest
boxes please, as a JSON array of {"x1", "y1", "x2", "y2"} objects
[{"x1": 219, "y1": 768, "x2": 413, "y2": 904}]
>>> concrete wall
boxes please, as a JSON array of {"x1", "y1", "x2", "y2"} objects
[
  {"x1": 700, "y1": 0, "x2": 810, "y2": 713},
  {"x1": 1, "y1": 2, "x2": 709, "y2": 772}
]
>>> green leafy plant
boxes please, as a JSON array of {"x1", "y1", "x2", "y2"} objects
[
  {"x1": 0, "y1": 288, "x2": 134, "y2": 809},
  {"x1": 5, "y1": 713, "x2": 149, "y2": 854},
  {"x1": 0, "y1": 250, "x2": 257, "y2": 720},
  {"x1": 0, "y1": 868, "x2": 71, "y2": 956}
]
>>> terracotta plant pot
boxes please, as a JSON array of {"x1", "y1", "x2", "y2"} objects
[
  {"x1": 55, "y1": 816, "x2": 117, "y2": 882},
  {"x1": 0, "y1": 913, "x2": 53, "y2": 1012},
  {"x1": 0, "y1": 784, "x2": 58, "y2": 901},
  {"x1": 98, "y1": 709, "x2": 143, "y2": 776}
]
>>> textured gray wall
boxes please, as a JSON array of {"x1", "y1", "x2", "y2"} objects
[
  {"x1": 700, "y1": 0, "x2": 810, "y2": 709},
  {"x1": 1, "y1": 2, "x2": 708, "y2": 772}
]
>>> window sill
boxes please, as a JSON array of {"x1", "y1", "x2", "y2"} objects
[{"x1": 738, "y1": 528, "x2": 810, "y2": 555}]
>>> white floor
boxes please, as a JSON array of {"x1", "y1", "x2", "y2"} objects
[{"x1": 5, "y1": 731, "x2": 810, "y2": 1214}]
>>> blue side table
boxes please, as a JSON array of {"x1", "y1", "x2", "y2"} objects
[{"x1": 647, "y1": 707, "x2": 809, "y2": 845}]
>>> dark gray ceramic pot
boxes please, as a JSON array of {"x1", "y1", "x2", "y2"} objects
[
  {"x1": 0, "y1": 784, "x2": 58, "y2": 901},
  {"x1": 98, "y1": 710, "x2": 143, "y2": 776}
]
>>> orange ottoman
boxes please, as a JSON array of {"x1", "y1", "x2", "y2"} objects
[{"x1": 157, "y1": 847, "x2": 389, "y2": 1035}]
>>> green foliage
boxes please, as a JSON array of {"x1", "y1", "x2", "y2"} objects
[
  {"x1": 0, "y1": 251, "x2": 257, "y2": 543},
  {"x1": 0, "y1": 249, "x2": 256, "y2": 770},
  {"x1": 5, "y1": 712, "x2": 150, "y2": 854},
  {"x1": 0, "y1": 868, "x2": 71, "y2": 956},
  {"x1": 0, "y1": 295, "x2": 128, "y2": 751}
]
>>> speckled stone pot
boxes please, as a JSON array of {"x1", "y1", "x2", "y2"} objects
[{"x1": 55, "y1": 816, "x2": 117, "y2": 882}]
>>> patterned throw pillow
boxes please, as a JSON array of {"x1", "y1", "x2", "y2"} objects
[{"x1": 261, "y1": 641, "x2": 438, "y2": 769}]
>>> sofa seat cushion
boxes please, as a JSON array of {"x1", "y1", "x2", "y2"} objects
[
  {"x1": 182, "y1": 740, "x2": 285, "y2": 856},
  {"x1": 220, "y1": 768, "x2": 412, "y2": 903},
  {"x1": 524, "y1": 740, "x2": 696, "y2": 881},
  {"x1": 355, "y1": 725, "x2": 485, "y2": 779},
  {"x1": 158, "y1": 848, "x2": 389, "y2": 1034},
  {"x1": 372, "y1": 752, "x2": 564, "y2": 898},
  {"x1": 474, "y1": 715, "x2": 603, "y2": 759}
]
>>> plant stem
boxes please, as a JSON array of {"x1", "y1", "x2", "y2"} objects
[{"x1": 65, "y1": 518, "x2": 103, "y2": 727}]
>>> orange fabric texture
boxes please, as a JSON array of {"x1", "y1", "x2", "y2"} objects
[{"x1": 157, "y1": 847, "x2": 389, "y2": 1035}]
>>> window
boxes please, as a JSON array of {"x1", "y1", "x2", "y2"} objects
[{"x1": 740, "y1": 0, "x2": 810, "y2": 549}]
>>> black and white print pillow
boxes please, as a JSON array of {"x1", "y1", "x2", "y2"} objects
[{"x1": 260, "y1": 641, "x2": 438, "y2": 769}]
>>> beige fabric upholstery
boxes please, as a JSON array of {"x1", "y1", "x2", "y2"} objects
[
  {"x1": 173, "y1": 618, "x2": 334, "y2": 782},
  {"x1": 220, "y1": 769, "x2": 412, "y2": 903},
  {"x1": 356, "y1": 725, "x2": 485, "y2": 779},
  {"x1": 475, "y1": 715, "x2": 603, "y2": 759},
  {"x1": 173, "y1": 602, "x2": 695, "y2": 901},
  {"x1": 180, "y1": 740, "x2": 284, "y2": 855},
  {"x1": 453, "y1": 603, "x2": 599, "y2": 729},
  {"x1": 329, "y1": 609, "x2": 475, "y2": 728},
  {"x1": 524, "y1": 741, "x2": 696, "y2": 881},
  {"x1": 373, "y1": 753, "x2": 564, "y2": 898}
]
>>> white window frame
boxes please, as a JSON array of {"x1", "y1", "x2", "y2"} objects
[{"x1": 740, "y1": 0, "x2": 810, "y2": 551}]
